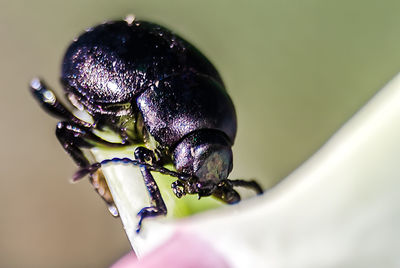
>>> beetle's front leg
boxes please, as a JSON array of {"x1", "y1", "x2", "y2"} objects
[
  {"x1": 56, "y1": 121, "x2": 93, "y2": 168},
  {"x1": 171, "y1": 180, "x2": 186, "y2": 198},
  {"x1": 134, "y1": 147, "x2": 167, "y2": 232},
  {"x1": 56, "y1": 121, "x2": 126, "y2": 168},
  {"x1": 56, "y1": 121, "x2": 128, "y2": 216},
  {"x1": 30, "y1": 78, "x2": 91, "y2": 127}
]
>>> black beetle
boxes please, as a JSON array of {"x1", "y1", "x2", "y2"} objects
[{"x1": 30, "y1": 17, "x2": 263, "y2": 231}]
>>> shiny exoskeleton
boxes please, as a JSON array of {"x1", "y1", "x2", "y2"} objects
[{"x1": 30, "y1": 17, "x2": 263, "y2": 231}]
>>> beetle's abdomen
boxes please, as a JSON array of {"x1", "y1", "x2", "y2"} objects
[
  {"x1": 137, "y1": 72, "x2": 237, "y2": 147},
  {"x1": 61, "y1": 20, "x2": 224, "y2": 111}
]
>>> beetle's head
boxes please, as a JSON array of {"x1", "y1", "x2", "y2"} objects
[{"x1": 172, "y1": 130, "x2": 233, "y2": 184}]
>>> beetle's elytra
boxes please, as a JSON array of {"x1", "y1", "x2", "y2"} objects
[{"x1": 30, "y1": 17, "x2": 263, "y2": 231}]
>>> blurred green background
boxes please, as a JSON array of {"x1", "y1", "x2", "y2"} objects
[{"x1": 2, "y1": 0, "x2": 400, "y2": 267}]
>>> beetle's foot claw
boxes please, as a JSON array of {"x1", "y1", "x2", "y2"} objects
[
  {"x1": 171, "y1": 181, "x2": 185, "y2": 198},
  {"x1": 136, "y1": 206, "x2": 166, "y2": 233},
  {"x1": 174, "y1": 189, "x2": 184, "y2": 198}
]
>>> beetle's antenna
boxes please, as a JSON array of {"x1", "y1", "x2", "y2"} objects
[{"x1": 73, "y1": 157, "x2": 191, "y2": 182}]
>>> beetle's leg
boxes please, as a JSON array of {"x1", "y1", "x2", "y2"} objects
[
  {"x1": 196, "y1": 181, "x2": 218, "y2": 199},
  {"x1": 171, "y1": 180, "x2": 186, "y2": 198},
  {"x1": 30, "y1": 78, "x2": 127, "y2": 214},
  {"x1": 134, "y1": 146, "x2": 167, "y2": 232},
  {"x1": 56, "y1": 121, "x2": 92, "y2": 168},
  {"x1": 56, "y1": 121, "x2": 125, "y2": 168},
  {"x1": 56, "y1": 121, "x2": 125, "y2": 215},
  {"x1": 30, "y1": 78, "x2": 91, "y2": 127},
  {"x1": 229, "y1": 179, "x2": 264, "y2": 195},
  {"x1": 89, "y1": 170, "x2": 119, "y2": 217}
]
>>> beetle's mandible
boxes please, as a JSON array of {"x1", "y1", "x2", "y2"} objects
[{"x1": 30, "y1": 17, "x2": 263, "y2": 231}]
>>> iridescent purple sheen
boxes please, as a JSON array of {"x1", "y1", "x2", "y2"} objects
[{"x1": 61, "y1": 21, "x2": 224, "y2": 114}]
